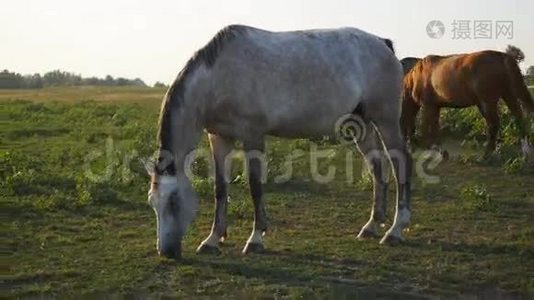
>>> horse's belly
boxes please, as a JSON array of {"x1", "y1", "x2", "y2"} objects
[
  {"x1": 267, "y1": 108, "x2": 352, "y2": 139},
  {"x1": 206, "y1": 106, "x2": 352, "y2": 141},
  {"x1": 268, "y1": 119, "x2": 333, "y2": 138},
  {"x1": 431, "y1": 74, "x2": 476, "y2": 106}
]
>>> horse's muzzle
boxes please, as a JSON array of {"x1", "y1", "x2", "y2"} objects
[{"x1": 158, "y1": 244, "x2": 181, "y2": 259}]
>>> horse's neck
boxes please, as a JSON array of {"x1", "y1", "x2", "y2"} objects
[
  {"x1": 180, "y1": 114, "x2": 204, "y2": 166},
  {"x1": 160, "y1": 102, "x2": 203, "y2": 175},
  {"x1": 159, "y1": 65, "x2": 212, "y2": 175}
]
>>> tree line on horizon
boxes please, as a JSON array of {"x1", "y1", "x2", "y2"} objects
[
  {"x1": 1, "y1": 66, "x2": 532, "y2": 90},
  {"x1": 0, "y1": 69, "x2": 155, "y2": 89}
]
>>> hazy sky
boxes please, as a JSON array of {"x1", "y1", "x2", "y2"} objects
[{"x1": 2, "y1": 0, "x2": 533, "y2": 85}]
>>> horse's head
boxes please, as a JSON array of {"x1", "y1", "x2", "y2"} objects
[
  {"x1": 400, "y1": 57, "x2": 421, "y2": 75},
  {"x1": 144, "y1": 161, "x2": 199, "y2": 259}
]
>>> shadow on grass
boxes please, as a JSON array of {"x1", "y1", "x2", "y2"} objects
[
  {"x1": 404, "y1": 238, "x2": 532, "y2": 258},
  {"x1": 263, "y1": 179, "x2": 334, "y2": 196},
  {"x1": 169, "y1": 251, "x2": 427, "y2": 299}
]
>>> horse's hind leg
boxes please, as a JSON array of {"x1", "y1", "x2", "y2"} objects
[
  {"x1": 370, "y1": 117, "x2": 412, "y2": 245},
  {"x1": 477, "y1": 101, "x2": 500, "y2": 158},
  {"x1": 502, "y1": 95, "x2": 532, "y2": 158},
  {"x1": 356, "y1": 125, "x2": 389, "y2": 239},
  {"x1": 242, "y1": 140, "x2": 268, "y2": 254},
  {"x1": 197, "y1": 134, "x2": 234, "y2": 255}
]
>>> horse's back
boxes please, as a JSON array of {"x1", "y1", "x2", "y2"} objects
[
  {"x1": 200, "y1": 25, "x2": 401, "y2": 139},
  {"x1": 411, "y1": 51, "x2": 510, "y2": 106},
  {"x1": 220, "y1": 25, "x2": 395, "y2": 82}
]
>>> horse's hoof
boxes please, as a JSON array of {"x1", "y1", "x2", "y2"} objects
[
  {"x1": 242, "y1": 243, "x2": 264, "y2": 254},
  {"x1": 379, "y1": 234, "x2": 404, "y2": 246},
  {"x1": 196, "y1": 244, "x2": 221, "y2": 255},
  {"x1": 441, "y1": 150, "x2": 450, "y2": 161},
  {"x1": 357, "y1": 229, "x2": 378, "y2": 240},
  {"x1": 477, "y1": 154, "x2": 490, "y2": 163}
]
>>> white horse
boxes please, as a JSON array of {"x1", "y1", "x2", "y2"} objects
[{"x1": 144, "y1": 25, "x2": 411, "y2": 258}]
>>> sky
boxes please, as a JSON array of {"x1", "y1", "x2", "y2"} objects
[{"x1": 2, "y1": 0, "x2": 533, "y2": 85}]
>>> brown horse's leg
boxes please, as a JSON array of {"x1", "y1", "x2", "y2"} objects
[
  {"x1": 401, "y1": 99, "x2": 421, "y2": 151},
  {"x1": 421, "y1": 104, "x2": 441, "y2": 150},
  {"x1": 408, "y1": 105, "x2": 421, "y2": 145},
  {"x1": 502, "y1": 96, "x2": 532, "y2": 158},
  {"x1": 197, "y1": 134, "x2": 234, "y2": 255},
  {"x1": 477, "y1": 102, "x2": 500, "y2": 157}
]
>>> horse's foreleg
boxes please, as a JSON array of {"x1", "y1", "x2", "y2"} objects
[
  {"x1": 406, "y1": 105, "x2": 421, "y2": 153},
  {"x1": 401, "y1": 98, "x2": 420, "y2": 151},
  {"x1": 421, "y1": 105, "x2": 441, "y2": 149},
  {"x1": 196, "y1": 135, "x2": 233, "y2": 255},
  {"x1": 243, "y1": 142, "x2": 268, "y2": 254},
  {"x1": 502, "y1": 96, "x2": 531, "y2": 159},
  {"x1": 421, "y1": 105, "x2": 448, "y2": 158},
  {"x1": 356, "y1": 127, "x2": 388, "y2": 239}
]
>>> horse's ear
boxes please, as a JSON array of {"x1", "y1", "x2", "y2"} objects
[{"x1": 140, "y1": 157, "x2": 155, "y2": 176}]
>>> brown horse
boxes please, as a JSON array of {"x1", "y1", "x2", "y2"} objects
[
  {"x1": 400, "y1": 57, "x2": 420, "y2": 75},
  {"x1": 401, "y1": 46, "x2": 534, "y2": 158}
]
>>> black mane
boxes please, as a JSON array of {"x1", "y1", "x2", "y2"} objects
[
  {"x1": 167, "y1": 24, "x2": 246, "y2": 106},
  {"x1": 156, "y1": 25, "x2": 246, "y2": 174}
]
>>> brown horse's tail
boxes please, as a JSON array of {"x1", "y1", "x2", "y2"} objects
[{"x1": 504, "y1": 54, "x2": 534, "y2": 112}]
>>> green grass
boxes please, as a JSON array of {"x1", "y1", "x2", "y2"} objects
[{"x1": 3, "y1": 87, "x2": 534, "y2": 297}]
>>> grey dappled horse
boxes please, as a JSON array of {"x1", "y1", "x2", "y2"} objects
[{"x1": 144, "y1": 25, "x2": 412, "y2": 258}]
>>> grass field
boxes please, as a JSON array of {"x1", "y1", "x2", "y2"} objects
[{"x1": 2, "y1": 87, "x2": 534, "y2": 298}]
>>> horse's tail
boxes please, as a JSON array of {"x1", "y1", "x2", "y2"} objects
[
  {"x1": 382, "y1": 38, "x2": 395, "y2": 54},
  {"x1": 503, "y1": 54, "x2": 534, "y2": 113},
  {"x1": 505, "y1": 45, "x2": 525, "y2": 63}
]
